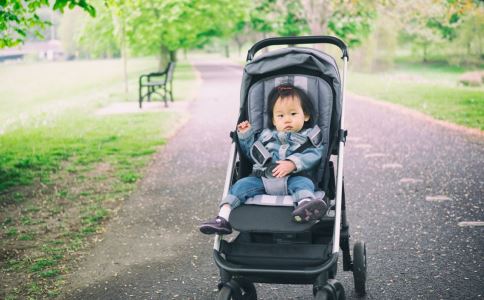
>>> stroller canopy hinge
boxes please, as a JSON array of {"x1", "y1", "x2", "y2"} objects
[
  {"x1": 230, "y1": 131, "x2": 238, "y2": 142},
  {"x1": 339, "y1": 129, "x2": 348, "y2": 144}
]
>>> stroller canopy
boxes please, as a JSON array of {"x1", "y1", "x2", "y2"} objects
[{"x1": 239, "y1": 47, "x2": 343, "y2": 153}]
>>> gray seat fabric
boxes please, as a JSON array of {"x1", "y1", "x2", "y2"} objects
[
  {"x1": 247, "y1": 74, "x2": 333, "y2": 170},
  {"x1": 248, "y1": 74, "x2": 332, "y2": 144},
  {"x1": 245, "y1": 191, "x2": 325, "y2": 207}
]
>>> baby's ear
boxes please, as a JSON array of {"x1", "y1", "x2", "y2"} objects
[{"x1": 304, "y1": 114, "x2": 310, "y2": 122}]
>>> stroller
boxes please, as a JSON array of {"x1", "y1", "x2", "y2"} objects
[{"x1": 212, "y1": 36, "x2": 367, "y2": 299}]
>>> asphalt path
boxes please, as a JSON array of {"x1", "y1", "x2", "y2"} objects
[{"x1": 64, "y1": 57, "x2": 483, "y2": 299}]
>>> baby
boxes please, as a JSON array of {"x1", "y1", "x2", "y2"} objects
[{"x1": 200, "y1": 84, "x2": 328, "y2": 235}]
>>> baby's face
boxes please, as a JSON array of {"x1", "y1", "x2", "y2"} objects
[{"x1": 272, "y1": 96, "x2": 309, "y2": 133}]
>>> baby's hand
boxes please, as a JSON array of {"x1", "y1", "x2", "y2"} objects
[
  {"x1": 237, "y1": 121, "x2": 251, "y2": 133},
  {"x1": 272, "y1": 160, "x2": 296, "y2": 178}
]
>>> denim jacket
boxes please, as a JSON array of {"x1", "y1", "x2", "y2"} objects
[{"x1": 238, "y1": 127, "x2": 324, "y2": 174}]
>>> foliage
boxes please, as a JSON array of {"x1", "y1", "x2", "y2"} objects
[
  {"x1": 395, "y1": 0, "x2": 482, "y2": 62},
  {"x1": 77, "y1": 1, "x2": 120, "y2": 58},
  {"x1": 0, "y1": 0, "x2": 95, "y2": 48},
  {"x1": 58, "y1": 8, "x2": 86, "y2": 57},
  {"x1": 125, "y1": 0, "x2": 247, "y2": 59},
  {"x1": 299, "y1": 0, "x2": 376, "y2": 47},
  {"x1": 274, "y1": 0, "x2": 310, "y2": 36},
  {"x1": 449, "y1": 5, "x2": 483, "y2": 64},
  {"x1": 327, "y1": 2, "x2": 375, "y2": 47}
]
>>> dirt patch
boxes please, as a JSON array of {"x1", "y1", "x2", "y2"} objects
[
  {"x1": 459, "y1": 71, "x2": 484, "y2": 87},
  {"x1": 0, "y1": 161, "x2": 129, "y2": 299}
]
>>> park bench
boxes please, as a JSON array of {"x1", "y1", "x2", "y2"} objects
[{"x1": 138, "y1": 61, "x2": 176, "y2": 108}]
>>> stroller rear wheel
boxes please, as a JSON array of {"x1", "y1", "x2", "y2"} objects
[
  {"x1": 217, "y1": 278, "x2": 257, "y2": 300},
  {"x1": 352, "y1": 241, "x2": 367, "y2": 296}
]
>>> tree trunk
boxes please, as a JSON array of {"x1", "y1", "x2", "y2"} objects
[
  {"x1": 159, "y1": 45, "x2": 169, "y2": 70},
  {"x1": 224, "y1": 44, "x2": 230, "y2": 58},
  {"x1": 423, "y1": 43, "x2": 428, "y2": 63},
  {"x1": 301, "y1": 0, "x2": 332, "y2": 35},
  {"x1": 169, "y1": 50, "x2": 177, "y2": 62},
  {"x1": 121, "y1": 19, "x2": 128, "y2": 100},
  {"x1": 110, "y1": 11, "x2": 129, "y2": 100},
  {"x1": 300, "y1": 0, "x2": 333, "y2": 50}
]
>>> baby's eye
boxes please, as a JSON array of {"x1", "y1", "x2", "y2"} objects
[
  {"x1": 291, "y1": 112, "x2": 298, "y2": 116},
  {"x1": 277, "y1": 114, "x2": 283, "y2": 118}
]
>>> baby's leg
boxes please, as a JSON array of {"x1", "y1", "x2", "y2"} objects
[
  {"x1": 200, "y1": 176, "x2": 265, "y2": 235},
  {"x1": 222, "y1": 176, "x2": 265, "y2": 208},
  {"x1": 287, "y1": 176, "x2": 316, "y2": 202},
  {"x1": 288, "y1": 176, "x2": 328, "y2": 223}
]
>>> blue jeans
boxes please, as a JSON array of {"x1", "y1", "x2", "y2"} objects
[{"x1": 221, "y1": 176, "x2": 315, "y2": 208}]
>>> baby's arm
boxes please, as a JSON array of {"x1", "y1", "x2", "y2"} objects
[
  {"x1": 237, "y1": 121, "x2": 251, "y2": 134},
  {"x1": 272, "y1": 160, "x2": 296, "y2": 178},
  {"x1": 286, "y1": 144, "x2": 324, "y2": 173},
  {"x1": 236, "y1": 121, "x2": 255, "y2": 159}
]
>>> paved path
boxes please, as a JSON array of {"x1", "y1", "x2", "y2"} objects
[{"x1": 64, "y1": 57, "x2": 483, "y2": 299}]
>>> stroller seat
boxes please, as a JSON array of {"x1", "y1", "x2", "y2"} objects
[{"x1": 228, "y1": 71, "x2": 336, "y2": 233}]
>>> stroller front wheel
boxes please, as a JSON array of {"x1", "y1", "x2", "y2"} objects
[
  {"x1": 217, "y1": 279, "x2": 257, "y2": 300},
  {"x1": 314, "y1": 279, "x2": 346, "y2": 300}
]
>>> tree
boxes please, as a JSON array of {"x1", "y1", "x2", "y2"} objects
[
  {"x1": 447, "y1": 2, "x2": 483, "y2": 65},
  {"x1": 249, "y1": 0, "x2": 278, "y2": 39},
  {"x1": 105, "y1": 0, "x2": 132, "y2": 98},
  {"x1": 0, "y1": 0, "x2": 96, "y2": 48},
  {"x1": 58, "y1": 8, "x2": 86, "y2": 58},
  {"x1": 76, "y1": 3, "x2": 120, "y2": 59},
  {"x1": 275, "y1": 0, "x2": 310, "y2": 37},
  {"x1": 394, "y1": 0, "x2": 481, "y2": 62},
  {"x1": 126, "y1": 0, "x2": 247, "y2": 66},
  {"x1": 300, "y1": 0, "x2": 376, "y2": 47}
]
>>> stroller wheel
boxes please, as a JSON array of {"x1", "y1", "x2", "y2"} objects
[
  {"x1": 314, "y1": 289, "x2": 330, "y2": 300},
  {"x1": 314, "y1": 279, "x2": 345, "y2": 300},
  {"x1": 352, "y1": 241, "x2": 367, "y2": 296},
  {"x1": 217, "y1": 279, "x2": 257, "y2": 300}
]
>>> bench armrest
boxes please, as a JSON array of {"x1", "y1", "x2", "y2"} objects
[
  {"x1": 139, "y1": 61, "x2": 174, "y2": 84},
  {"x1": 147, "y1": 70, "x2": 168, "y2": 78}
]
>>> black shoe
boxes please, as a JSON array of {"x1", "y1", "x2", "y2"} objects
[
  {"x1": 292, "y1": 199, "x2": 328, "y2": 223},
  {"x1": 199, "y1": 216, "x2": 232, "y2": 235}
]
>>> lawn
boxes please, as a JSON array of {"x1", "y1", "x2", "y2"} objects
[
  {"x1": 0, "y1": 57, "x2": 197, "y2": 299},
  {"x1": 0, "y1": 58, "x2": 159, "y2": 133},
  {"x1": 347, "y1": 63, "x2": 484, "y2": 130}
]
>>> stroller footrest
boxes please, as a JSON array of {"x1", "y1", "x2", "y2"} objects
[{"x1": 230, "y1": 205, "x2": 332, "y2": 233}]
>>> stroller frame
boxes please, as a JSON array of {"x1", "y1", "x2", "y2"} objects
[{"x1": 212, "y1": 36, "x2": 366, "y2": 299}]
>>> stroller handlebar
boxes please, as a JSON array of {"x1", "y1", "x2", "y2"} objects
[{"x1": 246, "y1": 35, "x2": 348, "y2": 61}]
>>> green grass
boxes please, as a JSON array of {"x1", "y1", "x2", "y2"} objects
[
  {"x1": 348, "y1": 66, "x2": 484, "y2": 130},
  {"x1": 0, "y1": 56, "x2": 197, "y2": 299},
  {"x1": 0, "y1": 58, "x2": 155, "y2": 127},
  {"x1": 0, "y1": 111, "x2": 181, "y2": 192}
]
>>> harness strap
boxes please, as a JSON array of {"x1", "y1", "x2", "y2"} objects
[
  {"x1": 250, "y1": 140, "x2": 272, "y2": 166},
  {"x1": 248, "y1": 126, "x2": 323, "y2": 179}
]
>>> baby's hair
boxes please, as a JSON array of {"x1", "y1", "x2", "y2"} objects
[{"x1": 267, "y1": 83, "x2": 315, "y2": 129}]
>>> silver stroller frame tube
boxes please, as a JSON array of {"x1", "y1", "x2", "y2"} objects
[
  {"x1": 332, "y1": 57, "x2": 348, "y2": 255},
  {"x1": 214, "y1": 142, "x2": 237, "y2": 251},
  {"x1": 222, "y1": 142, "x2": 237, "y2": 198}
]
